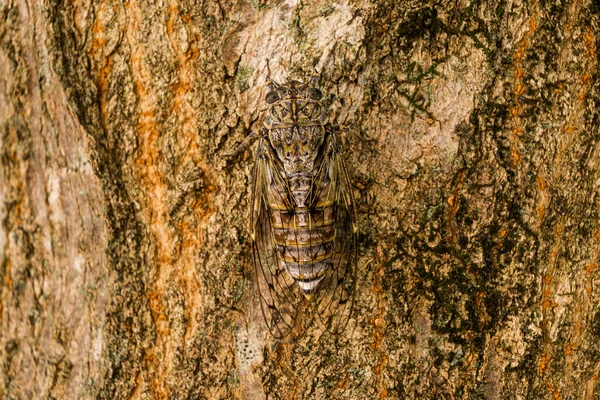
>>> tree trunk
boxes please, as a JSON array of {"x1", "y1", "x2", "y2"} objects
[{"x1": 1, "y1": 0, "x2": 599, "y2": 398}]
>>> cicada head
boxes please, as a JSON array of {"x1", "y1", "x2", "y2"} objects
[{"x1": 263, "y1": 80, "x2": 329, "y2": 176}]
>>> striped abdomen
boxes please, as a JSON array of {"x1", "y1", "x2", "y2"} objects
[{"x1": 269, "y1": 178, "x2": 335, "y2": 294}]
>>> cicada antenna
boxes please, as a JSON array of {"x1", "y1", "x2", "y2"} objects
[
  {"x1": 307, "y1": 64, "x2": 322, "y2": 87},
  {"x1": 264, "y1": 59, "x2": 281, "y2": 90},
  {"x1": 308, "y1": 74, "x2": 320, "y2": 88},
  {"x1": 266, "y1": 75, "x2": 281, "y2": 91},
  {"x1": 266, "y1": 58, "x2": 272, "y2": 80}
]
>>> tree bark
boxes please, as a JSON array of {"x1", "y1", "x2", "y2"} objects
[{"x1": 1, "y1": 0, "x2": 600, "y2": 398}]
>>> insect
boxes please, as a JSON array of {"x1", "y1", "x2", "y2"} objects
[{"x1": 250, "y1": 78, "x2": 357, "y2": 338}]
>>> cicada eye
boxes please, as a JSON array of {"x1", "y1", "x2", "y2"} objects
[
  {"x1": 307, "y1": 88, "x2": 322, "y2": 101},
  {"x1": 266, "y1": 90, "x2": 280, "y2": 104}
]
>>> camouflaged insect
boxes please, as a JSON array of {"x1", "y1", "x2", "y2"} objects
[{"x1": 250, "y1": 78, "x2": 357, "y2": 338}]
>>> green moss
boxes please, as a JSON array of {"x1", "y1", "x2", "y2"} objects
[
  {"x1": 235, "y1": 65, "x2": 254, "y2": 93},
  {"x1": 317, "y1": 5, "x2": 334, "y2": 17},
  {"x1": 290, "y1": 1, "x2": 306, "y2": 46},
  {"x1": 248, "y1": 0, "x2": 271, "y2": 10},
  {"x1": 394, "y1": 6, "x2": 439, "y2": 48}
]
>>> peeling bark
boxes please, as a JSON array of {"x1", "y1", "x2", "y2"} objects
[{"x1": 1, "y1": 0, "x2": 600, "y2": 398}]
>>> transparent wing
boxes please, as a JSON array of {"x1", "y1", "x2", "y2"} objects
[
  {"x1": 251, "y1": 138, "x2": 304, "y2": 338},
  {"x1": 311, "y1": 126, "x2": 358, "y2": 335}
]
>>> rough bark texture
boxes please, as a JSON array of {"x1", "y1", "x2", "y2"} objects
[{"x1": 1, "y1": 0, "x2": 600, "y2": 398}]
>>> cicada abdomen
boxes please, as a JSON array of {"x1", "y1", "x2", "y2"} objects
[{"x1": 251, "y1": 78, "x2": 357, "y2": 338}]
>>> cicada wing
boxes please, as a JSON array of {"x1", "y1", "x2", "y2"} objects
[
  {"x1": 312, "y1": 128, "x2": 358, "y2": 335},
  {"x1": 251, "y1": 139, "x2": 304, "y2": 338}
]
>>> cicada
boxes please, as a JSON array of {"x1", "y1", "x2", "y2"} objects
[{"x1": 250, "y1": 78, "x2": 357, "y2": 338}]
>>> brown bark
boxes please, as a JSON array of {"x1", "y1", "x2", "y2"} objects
[{"x1": 1, "y1": 0, "x2": 600, "y2": 398}]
